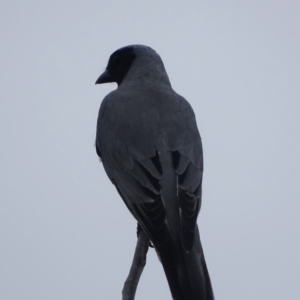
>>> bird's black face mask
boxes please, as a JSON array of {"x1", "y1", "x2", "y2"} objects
[{"x1": 95, "y1": 46, "x2": 136, "y2": 86}]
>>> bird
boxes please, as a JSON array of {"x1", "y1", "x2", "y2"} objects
[{"x1": 95, "y1": 45, "x2": 214, "y2": 300}]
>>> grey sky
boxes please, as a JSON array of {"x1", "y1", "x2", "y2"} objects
[{"x1": 1, "y1": 1, "x2": 299, "y2": 299}]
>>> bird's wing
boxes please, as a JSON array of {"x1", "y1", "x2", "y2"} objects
[
  {"x1": 97, "y1": 91, "x2": 203, "y2": 250},
  {"x1": 116, "y1": 151, "x2": 168, "y2": 245}
]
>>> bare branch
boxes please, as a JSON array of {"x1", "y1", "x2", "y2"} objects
[{"x1": 122, "y1": 229, "x2": 150, "y2": 300}]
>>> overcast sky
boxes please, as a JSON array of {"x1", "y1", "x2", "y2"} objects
[{"x1": 1, "y1": 1, "x2": 300, "y2": 299}]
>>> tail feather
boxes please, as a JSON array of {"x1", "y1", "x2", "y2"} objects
[{"x1": 156, "y1": 225, "x2": 214, "y2": 300}]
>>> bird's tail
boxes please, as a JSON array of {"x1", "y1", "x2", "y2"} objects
[{"x1": 157, "y1": 225, "x2": 214, "y2": 300}]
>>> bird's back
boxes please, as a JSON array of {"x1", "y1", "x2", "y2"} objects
[{"x1": 97, "y1": 83, "x2": 201, "y2": 161}]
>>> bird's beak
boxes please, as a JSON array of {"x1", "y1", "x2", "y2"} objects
[{"x1": 95, "y1": 70, "x2": 114, "y2": 84}]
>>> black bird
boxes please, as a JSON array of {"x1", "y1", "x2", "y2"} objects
[{"x1": 95, "y1": 45, "x2": 214, "y2": 300}]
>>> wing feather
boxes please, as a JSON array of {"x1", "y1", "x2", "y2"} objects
[
  {"x1": 173, "y1": 144, "x2": 203, "y2": 250},
  {"x1": 109, "y1": 151, "x2": 168, "y2": 246}
]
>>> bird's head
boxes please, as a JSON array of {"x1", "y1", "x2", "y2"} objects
[
  {"x1": 95, "y1": 45, "x2": 166, "y2": 86},
  {"x1": 95, "y1": 45, "x2": 137, "y2": 86}
]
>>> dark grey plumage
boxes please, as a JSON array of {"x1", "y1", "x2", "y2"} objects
[{"x1": 95, "y1": 45, "x2": 214, "y2": 300}]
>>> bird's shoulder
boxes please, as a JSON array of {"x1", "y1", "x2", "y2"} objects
[{"x1": 98, "y1": 85, "x2": 196, "y2": 131}]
